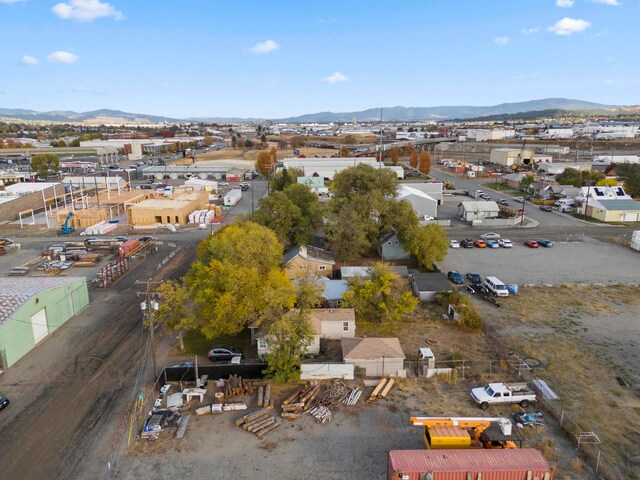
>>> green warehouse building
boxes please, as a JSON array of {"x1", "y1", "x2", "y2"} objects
[{"x1": 0, "y1": 277, "x2": 89, "y2": 371}]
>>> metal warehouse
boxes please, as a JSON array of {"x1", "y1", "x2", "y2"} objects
[
  {"x1": 0, "y1": 277, "x2": 89, "y2": 370},
  {"x1": 387, "y1": 449, "x2": 552, "y2": 480}
]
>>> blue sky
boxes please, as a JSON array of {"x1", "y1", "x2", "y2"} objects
[{"x1": 0, "y1": 0, "x2": 637, "y2": 118}]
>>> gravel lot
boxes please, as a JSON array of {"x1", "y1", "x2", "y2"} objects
[{"x1": 441, "y1": 237, "x2": 640, "y2": 285}]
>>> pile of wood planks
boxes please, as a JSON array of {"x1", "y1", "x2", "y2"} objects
[
  {"x1": 367, "y1": 377, "x2": 395, "y2": 402},
  {"x1": 235, "y1": 408, "x2": 282, "y2": 439},
  {"x1": 279, "y1": 382, "x2": 321, "y2": 420}
]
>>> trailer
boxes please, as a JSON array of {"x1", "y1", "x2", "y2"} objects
[{"x1": 223, "y1": 189, "x2": 242, "y2": 206}]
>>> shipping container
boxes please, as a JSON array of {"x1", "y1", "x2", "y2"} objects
[
  {"x1": 119, "y1": 239, "x2": 141, "y2": 259},
  {"x1": 387, "y1": 449, "x2": 552, "y2": 480}
]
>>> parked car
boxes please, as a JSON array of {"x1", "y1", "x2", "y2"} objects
[
  {"x1": 539, "y1": 205, "x2": 552, "y2": 212},
  {"x1": 537, "y1": 239, "x2": 554, "y2": 248},
  {"x1": 0, "y1": 238, "x2": 15, "y2": 246},
  {"x1": 498, "y1": 238, "x2": 512, "y2": 248},
  {"x1": 486, "y1": 239, "x2": 500, "y2": 249},
  {"x1": 207, "y1": 345, "x2": 242, "y2": 362},
  {"x1": 480, "y1": 232, "x2": 500, "y2": 240},
  {"x1": 497, "y1": 199, "x2": 509, "y2": 206},
  {"x1": 447, "y1": 271, "x2": 464, "y2": 284},
  {"x1": 449, "y1": 240, "x2": 460, "y2": 249},
  {"x1": 461, "y1": 238, "x2": 475, "y2": 248},
  {"x1": 473, "y1": 239, "x2": 487, "y2": 248},
  {"x1": 0, "y1": 395, "x2": 9, "y2": 410},
  {"x1": 466, "y1": 272, "x2": 482, "y2": 284},
  {"x1": 479, "y1": 194, "x2": 491, "y2": 200},
  {"x1": 514, "y1": 196, "x2": 525, "y2": 203},
  {"x1": 524, "y1": 240, "x2": 539, "y2": 248},
  {"x1": 218, "y1": 182, "x2": 229, "y2": 186},
  {"x1": 471, "y1": 382, "x2": 537, "y2": 410}
]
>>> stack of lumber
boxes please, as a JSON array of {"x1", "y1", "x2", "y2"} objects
[
  {"x1": 224, "y1": 374, "x2": 255, "y2": 397},
  {"x1": 235, "y1": 408, "x2": 282, "y2": 439},
  {"x1": 367, "y1": 377, "x2": 395, "y2": 402},
  {"x1": 280, "y1": 383, "x2": 321, "y2": 420},
  {"x1": 308, "y1": 405, "x2": 332, "y2": 423}
]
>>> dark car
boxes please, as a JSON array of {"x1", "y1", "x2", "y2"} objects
[
  {"x1": 524, "y1": 240, "x2": 539, "y2": 248},
  {"x1": 0, "y1": 396, "x2": 9, "y2": 410},
  {"x1": 447, "y1": 271, "x2": 464, "y2": 284},
  {"x1": 539, "y1": 205, "x2": 552, "y2": 212},
  {"x1": 460, "y1": 238, "x2": 475, "y2": 248},
  {"x1": 467, "y1": 272, "x2": 482, "y2": 284},
  {"x1": 207, "y1": 345, "x2": 242, "y2": 362},
  {"x1": 537, "y1": 239, "x2": 554, "y2": 248}
]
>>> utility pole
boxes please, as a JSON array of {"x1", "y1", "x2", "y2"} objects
[{"x1": 136, "y1": 278, "x2": 162, "y2": 380}]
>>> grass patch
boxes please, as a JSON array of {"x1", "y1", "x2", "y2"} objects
[
  {"x1": 183, "y1": 328, "x2": 252, "y2": 356},
  {"x1": 483, "y1": 182, "x2": 519, "y2": 193}
]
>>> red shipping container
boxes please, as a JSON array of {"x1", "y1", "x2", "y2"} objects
[
  {"x1": 387, "y1": 449, "x2": 552, "y2": 480},
  {"x1": 119, "y1": 239, "x2": 141, "y2": 259}
]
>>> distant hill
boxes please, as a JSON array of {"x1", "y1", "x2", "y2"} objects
[
  {"x1": 0, "y1": 98, "x2": 625, "y2": 124},
  {"x1": 275, "y1": 98, "x2": 617, "y2": 122}
]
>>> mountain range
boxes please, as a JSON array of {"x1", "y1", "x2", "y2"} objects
[{"x1": 0, "y1": 98, "x2": 625, "y2": 124}]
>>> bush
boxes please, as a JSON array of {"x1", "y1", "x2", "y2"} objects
[
  {"x1": 435, "y1": 290, "x2": 460, "y2": 307},
  {"x1": 457, "y1": 298, "x2": 484, "y2": 331}
]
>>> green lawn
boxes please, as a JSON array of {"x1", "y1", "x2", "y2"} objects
[
  {"x1": 483, "y1": 182, "x2": 519, "y2": 193},
  {"x1": 183, "y1": 328, "x2": 252, "y2": 356}
]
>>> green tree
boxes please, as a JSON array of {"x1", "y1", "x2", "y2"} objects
[
  {"x1": 342, "y1": 263, "x2": 418, "y2": 323},
  {"x1": 283, "y1": 183, "x2": 322, "y2": 228},
  {"x1": 244, "y1": 139, "x2": 254, "y2": 148},
  {"x1": 270, "y1": 167, "x2": 303, "y2": 192},
  {"x1": 260, "y1": 134, "x2": 267, "y2": 143},
  {"x1": 155, "y1": 280, "x2": 195, "y2": 352},
  {"x1": 405, "y1": 224, "x2": 449, "y2": 270},
  {"x1": 31, "y1": 153, "x2": 60, "y2": 179},
  {"x1": 324, "y1": 205, "x2": 370, "y2": 262},
  {"x1": 617, "y1": 164, "x2": 640, "y2": 197},
  {"x1": 253, "y1": 192, "x2": 302, "y2": 246},
  {"x1": 339, "y1": 146, "x2": 350, "y2": 157},
  {"x1": 555, "y1": 168, "x2": 604, "y2": 188},
  {"x1": 187, "y1": 222, "x2": 296, "y2": 338},
  {"x1": 344, "y1": 134, "x2": 357, "y2": 145},
  {"x1": 263, "y1": 310, "x2": 313, "y2": 383},
  {"x1": 519, "y1": 175, "x2": 535, "y2": 192}
]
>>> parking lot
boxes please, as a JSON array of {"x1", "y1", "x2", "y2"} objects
[{"x1": 441, "y1": 236, "x2": 640, "y2": 285}]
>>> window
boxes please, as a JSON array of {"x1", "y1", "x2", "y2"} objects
[
  {"x1": 257, "y1": 339, "x2": 268, "y2": 350},
  {"x1": 394, "y1": 240, "x2": 399, "y2": 246},
  {"x1": 494, "y1": 392, "x2": 502, "y2": 398},
  {"x1": 318, "y1": 265, "x2": 326, "y2": 270},
  {"x1": 342, "y1": 322, "x2": 349, "y2": 332}
]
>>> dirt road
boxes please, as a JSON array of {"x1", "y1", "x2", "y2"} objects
[{"x1": 0, "y1": 243, "x2": 198, "y2": 480}]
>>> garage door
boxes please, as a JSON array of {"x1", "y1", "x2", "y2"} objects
[
  {"x1": 31, "y1": 308, "x2": 49, "y2": 344},
  {"x1": 622, "y1": 212, "x2": 638, "y2": 222}
]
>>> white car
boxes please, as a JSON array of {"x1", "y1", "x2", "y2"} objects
[
  {"x1": 498, "y1": 238, "x2": 512, "y2": 248},
  {"x1": 423, "y1": 215, "x2": 435, "y2": 221},
  {"x1": 218, "y1": 182, "x2": 229, "y2": 186},
  {"x1": 480, "y1": 232, "x2": 500, "y2": 240},
  {"x1": 514, "y1": 196, "x2": 525, "y2": 203},
  {"x1": 449, "y1": 240, "x2": 460, "y2": 249}
]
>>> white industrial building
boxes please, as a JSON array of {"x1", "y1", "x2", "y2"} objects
[
  {"x1": 489, "y1": 148, "x2": 534, "y2": 167},
  {"x1": 541, "y1": 128, "x2": 574, "y2": 139},
  {"x1": 466, "y1": 129, "x2": 515, "y2": 142},
  {"x1": 593, "y1": 155, "x2": 640, "y2": 166},
  {"x1": 279, "y1": 157, "x2": 404, "y2": 180}
]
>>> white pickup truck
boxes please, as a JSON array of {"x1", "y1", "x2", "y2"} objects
[{"x1": 471, "y1": 382, "x2": 537, "y2": 410}]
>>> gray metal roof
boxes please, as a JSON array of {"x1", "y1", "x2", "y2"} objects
[
  {"x1": 596, "y1": 199, "x2": 640, "y2": 211},
  {"x1": 412, "y1": 272, "x2": 451, "y2": 293},
  {"x1": 0, "y1": 277, "x2": 85, "y2": 325}
]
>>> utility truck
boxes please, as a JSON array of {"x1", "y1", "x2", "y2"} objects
[{"x1": 471, "y1": 382, "x2": 537, "y2": 410}]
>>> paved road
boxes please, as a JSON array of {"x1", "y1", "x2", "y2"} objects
[{"x1": 0, "y1": 181, "x2": 267, "y2": 479}]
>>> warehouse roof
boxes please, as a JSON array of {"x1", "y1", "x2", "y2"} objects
[
  {"x1": 388, "y1": 449, "x2": 551, "y2": 475},
  {"x1": 341, "y1": 337, "x2": 405, "y2": 360},
  {"x1": 596, "y1": 199, "x2": 640, "y2": 211},
  {"x1": 0, "y1": 277, "x2": 85, "y2": 325}
]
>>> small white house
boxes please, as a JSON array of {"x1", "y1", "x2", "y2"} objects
[
  {"x1": 252, "y1": 308, "x2": 356, "y2": 358},
  {"x1": 341, "y1": 337, "x2": 406, "y2": 377},
  {"x1": 458, "y1": 201, "x2": 500, "y2": 222}
]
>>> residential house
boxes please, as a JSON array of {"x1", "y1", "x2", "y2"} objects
[
  {"x1": 378, "y1": 231, "x2": 411, "y2": 261},
  {"x1": 315, "y1": 276, "x2": 349, "y2": 308},
  {"x1": 458, "y1": 201, "x2": 500, "y2": 222},
  {"x1": 282, "y1": 245, "x2": 335, "y2": 278},
  {"x1": 397, "y1": 184, "x2": 438, "y2": 219},
  {"x1": 297, "y1": 176, "x2": 328, "y2": 195},
  {"x1": 252, "y1": 308, "x2": 356, "y2": 358},
  {"x1": 411, "y1": 272, "x2": 452, "y2": 302},
  {"x1": 576, "y1": 185, "x2": 640, "y2": 222},
  {"x1": 341, "y1": 337, "x2": 406, "y2": 377},
  {"x1": 543, "y1": 184, "x2": 579, "y2": 200}
]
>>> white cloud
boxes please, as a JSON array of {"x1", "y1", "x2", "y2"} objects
[
  {"x1": 591, "y1": 0, "x2": 620, "y2": 5},
  {"x1": 52, "y1": 0, "x2": 123, "y2": 21},
  {"x1": 21, "y1": 55, "x2": 39, "y2": 65},
  {"x1": 547, "y1": 17, "x2": 591, "y2": 35},
  {"x1": 324, "y1": 72, "x2": 348, "y2": 84},
  {"x1": 556, "y1": 0, "x2": 575, "y2": 7},
  {"x1": 249, "y1": 40, "x2": 279, "y2": 54},
  {"x1": 0, "y1": 0, "x2": 27, "y2": 4},
  {"x1": 493, "y1": 36, "x2": 509, "y2": 45},
  {"x1": 47, "y1": 51, "x2": 79, "y2": 64},
  {"x1": 521, "y1": 26, "x2": 540, "y2": 34}
]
